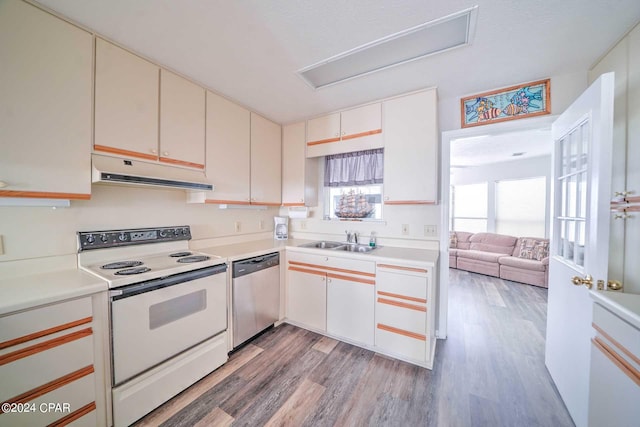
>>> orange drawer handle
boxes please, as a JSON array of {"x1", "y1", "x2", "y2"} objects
[
  {"x1": 377, "y1": 297, "x2": 426, "y2": 312},
  {"x1": 0, "y1": 317, "x2": 92, "y2": 350},
  {"x1": 289, "y1": 260, "x2": 375, "y2": 278},
  {"x1": 327, "y1": 272, "x2": 374, "y2": 285},
  {"x1": 0, "y1": 328, "x2": 92, "y2": 366},
  {"x1": 377, "y1": 291, "x2": 426, "y2": 304},
  {"x1": 48, "y1": 401, "x2": 97, "y2": 427},
  {"x1": 377, "y1": 263, "x2": 428, "y2": 274},
  {"x1": 377, "y1": 323, "x2": 426, "y2": 341}
]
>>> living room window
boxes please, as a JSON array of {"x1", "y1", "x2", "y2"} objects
[
  {"x1": 451, "y1": 182, "x2": 488, "y2": 232},
  {"x1": 323, "y1": 149, "x2": 384, "y2": 220},
  {"x1": 495, "y1": 176, "x2": 546, "y2": 237}
]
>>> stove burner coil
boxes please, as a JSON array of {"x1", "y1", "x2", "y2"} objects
[
  {"x1": 102, "y1": 261, "x2": 143, "y2": 269},
  {"x1": 114, "y1": 266, "x2": 151, "y2": 275},
  {"x1": 169, "y1": 252, "x2": 192, "y2": 257},
  {"x1": 177, "y1": 255, "x2": 210, "y2": 263}
]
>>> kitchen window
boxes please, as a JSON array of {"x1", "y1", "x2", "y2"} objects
[{"x1": 323, "y1": 149, "x2": 384, "y2": 220}]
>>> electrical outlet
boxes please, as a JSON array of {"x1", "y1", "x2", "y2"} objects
[
  {"x1": 300, "y1": 221, "x2": 307, "y2": 230},
  {"x1": 424, "y1": 225, "x2": 437, "y2": 237},
  {"x1": 234, "y1": 221, "x2": 241, "y2": 233},
  {"x1": 401, "y1": 224, "x2": 409, "y2": 235},
  {"x1": 259, "y1": 220, "x2": 264, "y2": 230}
]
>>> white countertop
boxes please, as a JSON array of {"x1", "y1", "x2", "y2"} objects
[
  {"x1": 0, "y1": 238, "x2": 439, "y2": 316},
  {"x1": 590, "y1": 290, "x2": 640, "y2": 330},
  {"x1": 0, "y1": 269, "x2": 107, "y2": 316},
  {"x1": 199, "y1": 238, "x2": 439, "y2": 266}
]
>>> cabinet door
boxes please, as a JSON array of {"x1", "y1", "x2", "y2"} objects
[
  {"x1": 307, "y1": 113, "x2": 341, "y2": 144},
  {"x1": 327, "y1": 275, "x2": 374, "y2": 346},
  {"x1": 340, "y1": 103, "x2": 382, "y2": 140},
  {"x1": 205, "y1": 91, "x2": 251, "y2": 203},
  {"x1": 250, "y1": 113, "x2": 282, "y2": 205},
  {"x1": 0, "y1": 0, "x2": 92, "y2": 199},
  {"x1": 160, "y1": 70, "x2": 205, "y2": 169},
  {"x1": 383, "y1": 89, "x2": 438, "y2": 204},
  {"x1": 95, "y1": 38, "x2": 159, "y2": 160},
  {"x1": 282, "y1": 122, "x2": 318, "y2": 206},
  {"x1": 287, "y1": 268, "x2": 326, "y2": 332}
]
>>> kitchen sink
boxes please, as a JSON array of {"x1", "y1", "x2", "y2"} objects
[
  {"x1": 338, "y1": 244, "x2": 376, "y2": 252},
  {"x1": 299, "y1": 241, "x2": 345, "y2": 249},
  {"x1": 298, "y1": 241, "x2": 379, "y2": 252}
]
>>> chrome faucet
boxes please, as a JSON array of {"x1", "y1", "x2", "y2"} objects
[{"x1": 345, "y1": 230, "x2": 359, "y2": 244}]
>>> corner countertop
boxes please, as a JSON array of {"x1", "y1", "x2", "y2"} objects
[
  {"x1": 199, "y1": 238, "x2": 439, "y2": 266},
  {"x1": 590, "y1": 290, "x2": 640, "y2": 330},
  {"x1": 0, "y1": 269, "x2": 107, "y2": 316}
]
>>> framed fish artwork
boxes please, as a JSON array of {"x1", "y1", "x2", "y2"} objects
[{"x1": 460, "y1": 79, "x2": 551, "y2": 128}]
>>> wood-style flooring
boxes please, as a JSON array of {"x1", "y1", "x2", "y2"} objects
[{"x1": 135, "y1": 269, "x2": 574, "y2": 426}]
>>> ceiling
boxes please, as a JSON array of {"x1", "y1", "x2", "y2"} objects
[
  {"x1": 450, "y1": 129, "x2": 552, "y2": 167},
  {"x1": 35, "y1": 0, "x2": 640, "y2": 125}
]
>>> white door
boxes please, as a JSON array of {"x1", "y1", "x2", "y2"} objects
[{"x1": 545, "y1": 72, "x2": 615, "y2": 427}]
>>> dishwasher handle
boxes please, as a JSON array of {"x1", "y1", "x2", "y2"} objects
[{"x1": 233, "y1": 252, "x2": 279, "y2": 278}]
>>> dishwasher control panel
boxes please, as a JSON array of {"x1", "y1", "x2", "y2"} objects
[{"x1": 232, "y1": 252, "x2": 280, "y2": 278}]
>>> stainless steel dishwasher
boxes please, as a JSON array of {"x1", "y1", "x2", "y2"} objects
[{"x1": 232, "y1": 252, "x2": 280, "y2": 348}]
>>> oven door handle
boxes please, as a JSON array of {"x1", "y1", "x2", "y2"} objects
[{"x1": 110, "y1": 264, "x2": 228, "y2": 301}]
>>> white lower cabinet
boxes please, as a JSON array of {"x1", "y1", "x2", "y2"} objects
[
  {"x1": 375, "y1": 263, "x2": 436, "y2": 368},
  {"x1": 327, "y1": 275, "x2": 375, "y2": 346},
  {"x1": 588, "y1": 302, "x2": 640, "y2": 426},
  {"x1": 0, "y1": 295, "x2": 106, "y2": 426},
  {"x1": 287, "y1": 267, "x2": 327, "y2": 332},
  {"x1": 286, "y1": 250, "x2": 436, "y2": 368}
]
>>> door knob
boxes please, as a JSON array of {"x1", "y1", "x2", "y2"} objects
[
  {"x1": 607, "y1": 280, "x2": 623, "y2": 291},
  {"x1": 572, "y1": 274, "x2": 593, "y2": 289}
]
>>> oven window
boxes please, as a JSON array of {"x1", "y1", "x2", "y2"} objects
[{"x1": 149, "y1": 289, "x2": 207, "y2": 330}]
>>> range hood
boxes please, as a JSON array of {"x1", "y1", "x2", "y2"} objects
[{"x1": 91, "y1": 154, "x2": 213, "y2": 191}]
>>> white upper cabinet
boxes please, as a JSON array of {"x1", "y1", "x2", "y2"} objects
[
  {"x1": 95, "y1": 38, "x2": 159, "y2": 161},
  {"x1": 0, "y1": 0, "x2": 93, "y2": 199},
  {"x1": 205, "y1": 91, "x2": 251, "y2": 204},
  {"x1": 383, "y1": 89, "x2": 438, "y2": 205},
  {"x1": 250, "y1": 113, "x2": 282, "y2": 205},
  {"x1": 307, "y1": 113, "x2": 341, "y2": 144},
  {"x1": 306, "y1": 103, "x2": 383, "y2": 157},
  {"x1": 160, "y1": 70, "x2": 206, "y2": 169},
  {"x1": 341, "y1": 103, "x2": 382, "y2": 140},
  {"x1": 282, "y1": 122, "x2": 318, "y2": 206}
]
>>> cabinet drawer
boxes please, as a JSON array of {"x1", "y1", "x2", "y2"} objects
[
  {"x1": 593, "y1": 303, "x2": 640, "y2": 360},
  {"x1": 376, "y1": 269, "x2": 428, "y2": 301},
  {"x1": 376, "y1": 297, "x2": 426, "y2": 335},
  {"x1": 0, "y1": 297, "x2": 92, "y2": 347},
  {"x1": 288, "y1": 251, "x2": 375, "y2": 276},
  {"x1": 0, "y1": 332, "x2": 93, "y2": 402},
  {"x1": 375, "y1": 323, "x2": 426, "y2": 362},
  {"x1": 0, "y1": 372, "x2": 96, "y2": 427}
]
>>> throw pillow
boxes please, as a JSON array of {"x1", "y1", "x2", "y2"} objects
[
  {"x1": 518, "y1": 238, "x2": 549, "y2": 261},
  {"x1": 532, "y1": 240, "x2": 549, "y2": 261},
  {"x1": 449, "y1": 232, "x2": 458, "y2": 249}
]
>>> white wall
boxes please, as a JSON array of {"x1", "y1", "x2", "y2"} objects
[
  {"x1": 450, "y1": 155, "x2": 552, "y2": 238},
  {"x1": 0, "y1": 185, "x2": 277, "y2": 262}
]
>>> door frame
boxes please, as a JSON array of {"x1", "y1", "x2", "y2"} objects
[{"x1": 438, "y1": 115, "x2": 557, "y2": 338}]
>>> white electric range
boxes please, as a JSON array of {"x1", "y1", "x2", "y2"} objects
[{"x1": 77, "y1": 226, "x2": 228, "y2": 427}]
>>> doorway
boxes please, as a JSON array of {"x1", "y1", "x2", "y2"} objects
[{"x1": 438, "y1": 115, "x2": 556, "y2": 338}]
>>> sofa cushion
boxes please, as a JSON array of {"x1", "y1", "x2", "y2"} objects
[
  {"x1": 456, "y1": 249, "x2": 505, "y2": 263},
  {"x1": 499, "y1": 255, "x2": 547, "y2": 272},
  {"x1": 452, "y1": 231, "x2": 473, "y2": 249},
  {"x1": 449, "y1": 232, "x2": 457, "y2": 249},
  {"x1": 469, "y1": 232, "x2": 517, "y2": 254},
  {"x1": 515, "y1": 237, "x2": 550, "y2": 261}
]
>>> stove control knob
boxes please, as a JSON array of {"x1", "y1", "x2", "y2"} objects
[
  {"x1": 86, "y1": 234, "x2": 95, "y2": 244},
  {"x1": 174, "y1": 229, "x2": 180, "y2": 236},
  {"x1": 182, "y1": 227, "x2": 189, "y2": 236},
  {"x1": 160, "y1": 229, "x2": 168, "y2": 238},
  {"x1": 100, "y1": 234, "x2": 108, "y2": 243},
  {"x1": 118, "y1": 233, "x2": 127, "y2": 242}
]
